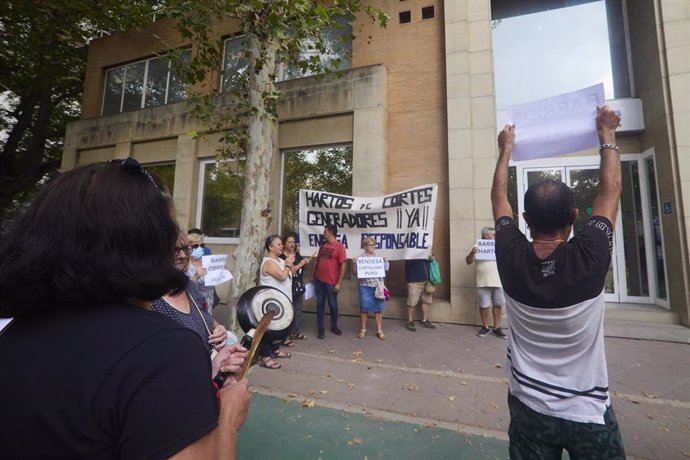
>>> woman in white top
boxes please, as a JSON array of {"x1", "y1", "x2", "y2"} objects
[{"x1": 257, "y1": 235, "x2": 295, "y2": 369}]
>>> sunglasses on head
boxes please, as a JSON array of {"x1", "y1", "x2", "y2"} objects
[{"x1": 107, "y1": 157, "x2": 159, "y2": 190}]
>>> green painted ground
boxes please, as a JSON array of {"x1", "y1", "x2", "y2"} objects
[{"x1": 238, "y1": 393, "x2": 509, "y2": 459}]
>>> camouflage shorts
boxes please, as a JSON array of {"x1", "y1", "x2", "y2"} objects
[{"x1": 507, "y1": 392, "x2": 626, "y2": 460}]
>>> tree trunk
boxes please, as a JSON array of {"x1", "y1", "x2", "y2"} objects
[{"x1": 225, "y1": 34, "x2": 278, "y2": 332}]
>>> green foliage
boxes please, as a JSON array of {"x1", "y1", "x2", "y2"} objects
[
  {"x1": 165, "y1": 0, "x2": 388, "y2": 160},
  {"x1": 0, "y1": 0, "x2": 158, "y2": 231},
  {"x1": 282, "y1": 146, "x2": 353, "y2": 234}
]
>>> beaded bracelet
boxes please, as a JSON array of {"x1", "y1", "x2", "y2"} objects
[{"x1": 600, "y1": 143, "x2": 619, "y2": 153}]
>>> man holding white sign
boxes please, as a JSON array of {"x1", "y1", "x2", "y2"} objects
[
  {"x1": 352, "y1": 237, "x2": 389, "y2": 340},
  {"x1": 465, "y1": 227, "x2": 505, "y2": 339},
  {"x1": 492, "y1": 106, "x2": 626, "y2": 458}
]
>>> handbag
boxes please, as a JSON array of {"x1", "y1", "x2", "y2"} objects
[
  {"x1": 374, "y1": 281, "x2": 390, "y2": 301},
  {"x1": 424, "y1": 281, "x2": 436, "y2": 294}
]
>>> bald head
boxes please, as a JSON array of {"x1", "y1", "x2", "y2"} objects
[{"x1": 523, "y1": 179, "x2": 575, "y2": 235}]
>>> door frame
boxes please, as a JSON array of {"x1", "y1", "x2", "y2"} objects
[{"x1": 511, "y1": 152, "x2": 667, "y2": 306}]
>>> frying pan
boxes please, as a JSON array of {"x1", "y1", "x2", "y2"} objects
[{"x1": 236, "y1": 286, "x2": 295, "y2": 344}]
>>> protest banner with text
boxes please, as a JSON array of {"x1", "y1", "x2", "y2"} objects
[{"x1": 299, "y1": 184, "x2": 437, "y2": 260}]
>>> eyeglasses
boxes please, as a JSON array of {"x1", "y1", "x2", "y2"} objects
[
  {"x1": 107, "y1": 157, "x2": 159, "y2": 190},
  {"x1": 366, "y1": 243, "x2": 376, "y2": 247},
  {"x1": 191, "y1": 243, "x2": 205, "y2": 249},
  {"x1": 175, "y1": 245, "x2": 192, "y2": 254}
]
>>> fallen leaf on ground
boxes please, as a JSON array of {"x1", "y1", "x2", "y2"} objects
[
  {"x1": 287, "y1": 393, "x2": 298, "y2": 399},
  {"x1": 681, "y1": 451, "x2": 690, "y2": 457},
  {"x1": 352, "y1": 350, "x2": 362, "y2": 356},
  {"x1": 465, "y1": 439, "x2": 472, "y2": 446},
  {"x1": 344, "y1": 426, "x2": 350, "y2": 431},
  {"x1": 308, "y1": 390, "x2": 316, "y2": 395},
  {"x1": 460, "y1": 381, "x2": 467, "y2": 386},
  {"x1": 347, "y1": 437, "x2": 362, "y2": 445},
  {"x1": 644, "y1": 393, "x2": 658, "y2": 399},
  {"x1": 320, "y1": 390, "x2": 328, "y2": 394},
  {"x1": 336, "y1": 379, "x2": 345, "y2": 383},
  {"x1": 302, "y1": 399, "x2": 315, "y2": 408},
  {"x1": 347, "y1": 383, "x2": 355, "y2": 389},
  {"x1": 448, "y1": 395, "x2": 456, "y2": 401},
  {"x1": 494, "y1": 363, "x2": 503, "y2": 368},
  {"x1": 327, "y1": 349, "x2": 336, "y2": 354}
]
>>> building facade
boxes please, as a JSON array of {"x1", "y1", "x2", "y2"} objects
[{"x1": 63, "y1": 0, "x2": 690, "y2": 335}]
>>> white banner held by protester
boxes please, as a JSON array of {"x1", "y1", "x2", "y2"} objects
[
  {"x1": 475, "y1": 239, "x2": 496, "y2": 261},
  {"x1": 202, "y1": 254, "x2": 233, "y2": 287},
  {"x1": 299, "y1": 184, "x2": 437, "y2": 260},
  {"x1": 506, "y1": 83, "x2": 605, "y2": 161},
  {"x1": 356, "y1": 257, "x2": 386, "y2": 278}
]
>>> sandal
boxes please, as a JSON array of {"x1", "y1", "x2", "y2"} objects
[
  {"x1": 281, "y1": 338, "x2": 295, "y2": 347},
  {"x1": 259, "y1": 357, "x2": 281, "y2": 369},
  {"x1": 271, "y1": 350, "x2": 291, "y2": 359},
  {"x1": 376, "y1": 330, "x2": 386, "y2": 340},
  {"x1": 290, "y1": 333, "x2": 307, "y2": 340},
  {"x1": 358, "y1": 329, "x2": 366, "y2": 339}
]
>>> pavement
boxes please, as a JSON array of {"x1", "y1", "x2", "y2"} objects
[{"x1": 236, "y1": 312, "x2": 690, "y2": 460}]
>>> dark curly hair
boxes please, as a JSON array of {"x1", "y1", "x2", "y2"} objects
[
  {"x1": 0, "y1": 160, "x2": 187, "y2": 317},
  {"x1": 523, "y1": 179, "x2": 575, "y2": 234}
]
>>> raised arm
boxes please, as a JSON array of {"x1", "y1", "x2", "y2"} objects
[
  {"x1": 491, "y1": 124, "x2": 515, "y2": 221},
  {"x1": 591, "y1": 105, "x2": 622, "y2": 227}
]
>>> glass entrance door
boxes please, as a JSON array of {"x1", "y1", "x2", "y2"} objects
[
  {"x1": 521, "y1": 165, "x2": 621, "y2": 301},
  {"x1": 516, "y1": 154, "x2": 668, "y2": 306}
]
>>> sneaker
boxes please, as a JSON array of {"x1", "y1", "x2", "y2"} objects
[
  {"x1": 477, "y1": 326, "x2": 492, "y2": 337},
  {"x1": 330, "y1": 326, "x2": 342, "y2": 336},
  {"x1": 405, "y1": 321, "x2": 417, "y2": 332},
  {"x1": 318, "y1": 328, "x2": 325, "y2": 339},
  {"x1": 493, "y1": 327, "x2": 507, "y2": 339},
  {"x1": 420, "y1": 320, "x2": 436, "y2": 329}
]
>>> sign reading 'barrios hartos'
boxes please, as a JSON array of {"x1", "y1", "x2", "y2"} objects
[{"x1": 299, "y1": 184, "x2": 438, "y2": 260}]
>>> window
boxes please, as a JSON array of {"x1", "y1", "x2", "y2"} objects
[
  {"x1": 221, "y1": 35, "x2": 249, "y2": 93},
  {"x1": 279, "y1": 16, "x2": 352, "y2": 81},
  {"x1": 196, "y1": 159, "x2": 246, "y2": 240},
  {"x1": 102, "y1": 50, "x2": 191, "y2": 115},
  {"x1": 491, "y1": 0, "x2": 631, "y2": 111},
  {"x1": 281, "y1": 145, "x2": 353, "y2": 235},
  {"x1": 422, "y1": 6, "x2": 435, "y2": 19},
  {"x1": 146, "y1": 163, "x2": 176, "y2": 195},
  {"x1": 399, "y1": 11, "x2": 411, "y2": 24},
  {"x1": 221, "y1": 17, "x2": 353, "y2": 88}
]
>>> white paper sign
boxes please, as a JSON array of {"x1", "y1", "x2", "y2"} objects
[
  {"x1": 0, "y1": 318, "x2": 12, "y2": 335},
  {"x1": 356, "y1": 257, "x2": 386, "y2": 278},
  {"x1": 304, "y1": 281, "x2": 315, "y2": 300},
  {"x1": 201, "y1": 254, "x2": 233, "y2": 287},
  {"x1": 299, "y1": 184, "x2": 437, "y2": 260},
  {"x1": 506, "y1": 83, "x2": 605, "y2": 161},
  {"x1": 475, "y1": 239, "x2": 496, "y2": 261}
]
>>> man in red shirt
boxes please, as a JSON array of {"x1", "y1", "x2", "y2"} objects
[{"x1": 313, "y1": 224, "x2": 348, "y2": 339}]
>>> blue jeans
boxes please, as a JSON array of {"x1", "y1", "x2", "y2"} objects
[{"x1": 314, "y1": 279, "x2": 338, "y2": 330}]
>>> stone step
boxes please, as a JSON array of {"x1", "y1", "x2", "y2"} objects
[
  {"x1": 604, "y1": 320, "x2": 690, "y2": 343},
  {"x1": 604, "y1": 303, "x2": 679, "y2": 325}
]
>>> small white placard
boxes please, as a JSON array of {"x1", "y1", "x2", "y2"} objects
[
  {"x1": 201, "y1": 254, "x2": 233, "y2": 286},
  {"x1": 304, "y1": 281, "x2": 315, "y2": 300},
  {"x1": 356, "y1": 257, "x2": 386, "y2": 278},
  {"x1": 475, "y1": 239, "x2": 496, "y2": 261}
]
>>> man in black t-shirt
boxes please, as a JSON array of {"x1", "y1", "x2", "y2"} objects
[{"x1": 490, "y1": 106, "x2": 626, "y2": 459}]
